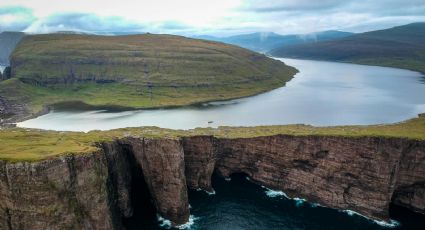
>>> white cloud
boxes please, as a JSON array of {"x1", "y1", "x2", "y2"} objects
[{"x1": 0, "y1": 0, "x2": 424, "y2": 35}]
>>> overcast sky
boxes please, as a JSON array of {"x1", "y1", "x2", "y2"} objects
[{"x1": 0, "y1": 0, "x2": 424, "y2": 36}]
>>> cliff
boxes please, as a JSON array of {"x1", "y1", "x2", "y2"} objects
[
  {"x1": 0, "y1": 33, "x2": 297, "y2": 124},
  {"x1": 0, "y1": 152, "x2": 114, "y2": 229},
  {"x1": 1, "y1": 133, "x2": 424, "y2": 229}
]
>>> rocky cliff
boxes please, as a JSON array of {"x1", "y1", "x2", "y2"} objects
[
  {"x1": 1, "y1": 134, "x2": 424, "y2": 229},
  {"x1": 0, "y1": 152, "x2": 113, "y2": 229}
]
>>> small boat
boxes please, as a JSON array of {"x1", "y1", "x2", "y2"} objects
[{"x1": 208, "y1": 121, "x2": 214, "y2": 124}]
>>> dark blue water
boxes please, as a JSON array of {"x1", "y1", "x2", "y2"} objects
[{"x1": 130, "y1": 174, "x2": 425, "y2": 230}]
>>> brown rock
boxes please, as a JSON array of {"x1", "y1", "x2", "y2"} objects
[
  {"x1": 182, "y1": 136, "x2": 217, "y2": 192},
  {"x1": 123, "y1": 137, "x2": 190, "y2": 226},
  {"x1": 1, "y1": 134, "x2": 425, "y2": 229},
  {"x1": 0, "y1": 152, "x2": 113, "y2": 229}
]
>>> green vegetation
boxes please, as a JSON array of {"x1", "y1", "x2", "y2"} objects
[
  {"x1": 0, "y1": 33, "x2": 296, "y2": 121},
  {"x1": 347, "y1": 57, "x2": 425, "y2": 74},
  {"x1": 1, "y1": 114, "x2": 425, "y2": 162},
  {"x1": 270, "y1": 23, "x2": 425, "y2": 73}
]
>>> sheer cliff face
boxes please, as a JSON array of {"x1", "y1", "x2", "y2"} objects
[
  {"x1": 1, "y1": 135, "x2": 424, "y2": 229},
  {"x1": 213, "y1": 136, "x2": 425, "y2": 220},
  {"x1": 0, "y1": 153, "x2": 113, "y2": 229}
]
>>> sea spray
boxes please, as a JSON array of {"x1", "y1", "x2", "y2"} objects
[
  {"x1": 196, "y1": 188, "x2": 216, "y2": 196},
  {"x1": 341, "y1": 210, "x2": 400, "y2": 228},
  {"x1": 157, "y1": 215, "x2": 199, "y2": 230},
  {"x1": 157, "y1": 215, "x2": 172, "y2": 229},
  {"x1": 294, "y1": 197, "x2": 306, "y2": 207}
]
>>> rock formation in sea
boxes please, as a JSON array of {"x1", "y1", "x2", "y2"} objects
[{"x1": 1, "y1": 135, "x2": 424, "y2": 229}]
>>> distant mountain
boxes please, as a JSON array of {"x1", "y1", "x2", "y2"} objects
[
  {"x1": 0, "y1": 32, "x2": 25, "y2": 66},
  {"x1": 270, "y1": 23, "x2": 425, "y2": 73},
  {"x1": 193, "y1": 30, "x2": 353, "y2": 52}
]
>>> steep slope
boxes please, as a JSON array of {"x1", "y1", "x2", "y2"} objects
[
  {"x1": 0, "y1": 33, "x2": 297, "y2": 123},
  {"x1": 270, "y1": 23, "x2": 425, "y2": 73},
  {"x1": 195, "y1": 30, "x2": 353, "y2": 52},
  {"x1": 1, "y1": 114, "x2": 425, "y2": 228},
  {"x1": 0, "y1": 32, "x2": 25, "y2": 66}
]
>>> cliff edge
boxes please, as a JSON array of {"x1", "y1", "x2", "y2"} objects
[{"x1": 1, "y1": 115, "x2": 425, "y2": 228}]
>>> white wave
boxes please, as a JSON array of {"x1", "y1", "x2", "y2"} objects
[
  {"x1": 263, "y1": 187, "x2": 288, "y2": 198},
  {"x1": 256, "y1": 182, "x2": 399, "y2": 228},
  {"x1": 310, "y1": 202, "x2": 323, "y2": 208},
  {"x1": 157, "y1": 215, "x2": 199, "y2": 230},
  {"x1": 157, "y1": 215, "x2": 172, "y2": 229},
  {"x1": 245, "y1": 176, "x2": 251, "y2": 181},
  {"x1": 374, "y1": 219, "x2": 400, "y2": 228},
  {"x1": 260, "y1": 185, "x2": 290, "y2": 199},
  {"x1": 225, "y1": 177, "x2": 232, "y2": 181},
  {"x1": 196, "y1": 188, "x2": 216, "y2": 195},
  {"x1": 294, "y1": 197, "x2": 306, "y2": 206},
  {"x1": 341, "y1": 210, "x2": 400, "y2": 228},
  {"x1": 175, "y1": 215, "x2": 198, "y2": 229}
]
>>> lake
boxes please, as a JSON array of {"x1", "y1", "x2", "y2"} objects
[
  {"x1": 15, "y1": 58, "x2": 425, "y2": 229},
  {"x1": 17, "y1": 58, "x2": 425, "y2": 131}
]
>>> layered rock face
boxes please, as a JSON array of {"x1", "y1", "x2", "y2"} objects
[
  {"x1": 1, "y1": 135, "x2": 424, "y2": 229},
  {"x1": 213, "y1": 136, "x2": 425, "y2": 220},
  {"x1": 122, "y1": 138, "x2": 189, "y2": 224},
  {"x1": 0, "y1": 152, "x2": 113, "y2": 229},
  {"x1": 183, "y1": 135, "x2": 425, "y2": 221}
]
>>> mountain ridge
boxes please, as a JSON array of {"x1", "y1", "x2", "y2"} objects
[
  {"x1": 270, "y1": 22, "x2": 425, "y2": 73},
  {"x1": 192, "y1": 30, "x2": 353, "y2": 52}
]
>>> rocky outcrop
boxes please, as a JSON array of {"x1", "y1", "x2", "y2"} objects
[
  {"x1": 183, "y1": 135, "x2": 425, "y2": 221},
  {"x1": 212, "y1": 136, "x2": 425, "y2": 220},
  {"x1": 182, "y1": 136, "x2": 218, "y2": 193},
  {"x1": 0, "y1": 152, "x2": 113, "y2": 229},
  {"x1": 122, "y1": 138, "x2": 189, "y2": 225},
  {"x1": 1, "y1": 134, "x2": 424, "y2": 229},
  {"x1": 0, "y1": 95, "x2": 32, "y2": 125}
]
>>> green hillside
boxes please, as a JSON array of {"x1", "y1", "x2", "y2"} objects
[
  {"x1": 270, "y1": 23, "x2": 425, "y2": 73},
  {"x1": 1, "y1": 113, "x2": 425, "y2": 162},
  {"x1": 0, "y1": 33, "x2": 297, "y2": 123}
]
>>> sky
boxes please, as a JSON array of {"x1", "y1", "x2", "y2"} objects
[{"x1": 0, "y1": 0, "x2": 424, "y2": 36}]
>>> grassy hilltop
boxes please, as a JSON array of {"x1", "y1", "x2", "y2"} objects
[
  {"x1": 0, "y1": 33, "x2": 297, "y2": 122},
  {"x1": 1, "y1": 114, "x2": 425, "y2": 162},
  {"x1": 270, "y1": 23, "x2": 425, "y2": 73}
]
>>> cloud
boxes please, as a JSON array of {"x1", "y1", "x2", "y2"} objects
[
  {"x1": 0, "y1": 6, "x2": 35, "y2": 31},
  {"x1": 24, "y1": 13, "x2": 145, "y2": 33},
  {"x1": 22, "y1": 13, "x2": 195, "y2": 34},
  {"x1": 0, "y1": 1, "x2": 424, "y2": 35},
  {"x1": 238, "y1": 0, "x2": 349, "y2": 12}
]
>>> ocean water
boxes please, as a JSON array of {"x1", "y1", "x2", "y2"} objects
[{"x1": 133, "y1": 174, "x2": 425, "y2": 230}]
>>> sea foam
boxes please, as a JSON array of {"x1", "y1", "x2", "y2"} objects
[
  {"x1": 196, "y1": 188, "x2": 216, "y2": 195},
  {"x1": 341, "y1": 210, "x2": 400, "y2": 228},
  {"x1": 157, "y1": 215, "x2": 199, "y2": 230}
]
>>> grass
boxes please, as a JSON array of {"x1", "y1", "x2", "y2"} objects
[
  {"x1": 1, "y1": 33, "x2": 296, "y2": 121},
  {"x1": 348, "y1": 57, "x2": 425, "y2": 74},
  {"x1": 1, "y1": 114, "x2": 424, "y2": 162},
  {"x1": 270, "y1": 23, "x2": 425, "y2": 74},
  {"x1": 0, "y1": 75, "x2": 291, "y2": 116}
]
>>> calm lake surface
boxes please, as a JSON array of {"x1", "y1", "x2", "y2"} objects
[
  {"x1": 17, "y1": 58, "x2": 425, "y2": 131},
  {"x1": 16, "y1": 59, "x2": 425, "y2": 229}
]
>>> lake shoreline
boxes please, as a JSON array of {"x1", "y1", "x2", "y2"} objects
[{"x1": 16, "y1": 58, "x2": 425, "y2": 131}]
